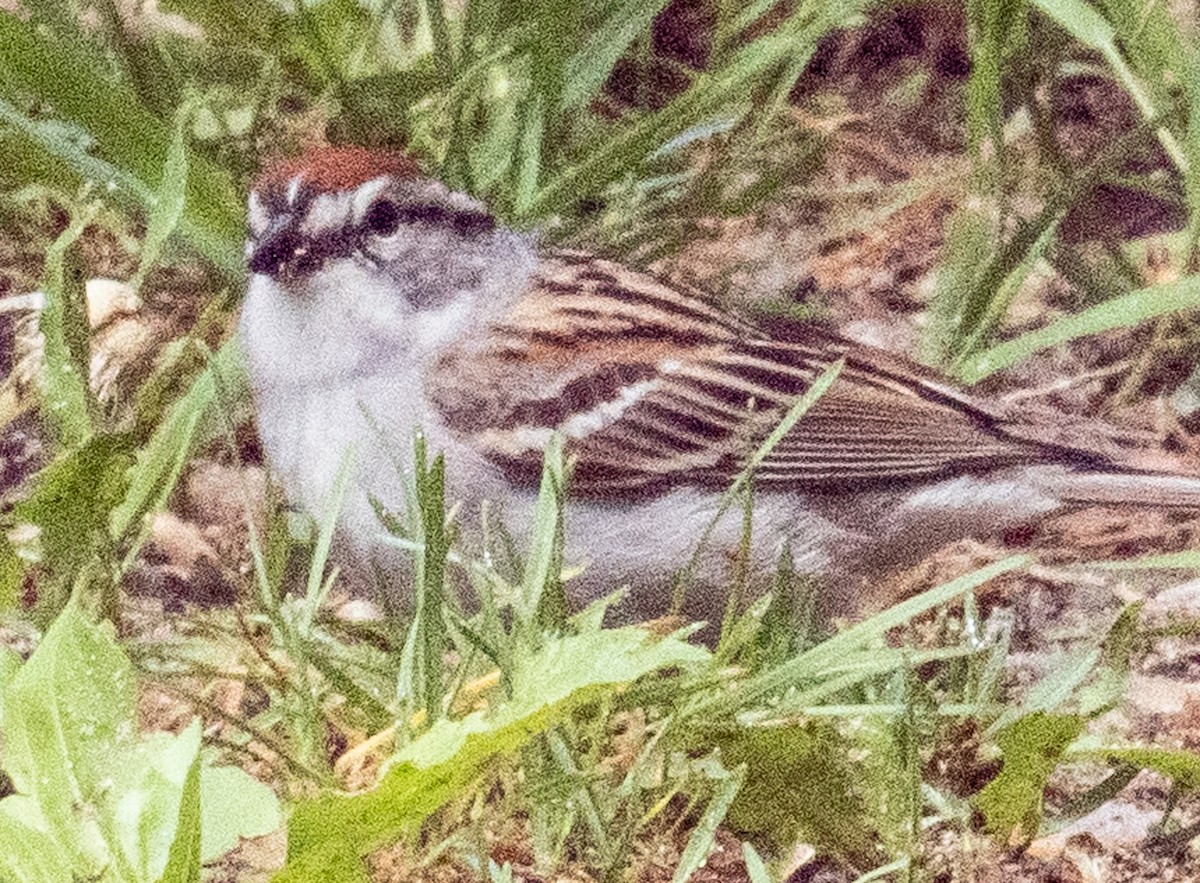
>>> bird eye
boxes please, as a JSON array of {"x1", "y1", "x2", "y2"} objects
[{"x1": 364, "y1": 199, "x2": 401, "y2": 236}]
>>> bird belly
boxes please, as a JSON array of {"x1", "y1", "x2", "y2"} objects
[
  {"x1": 486, "y1": 487, "x2": 853, "y2": 626},
  {"x1": 251, "y1": 372, "x2": 425, "y2": 556}
]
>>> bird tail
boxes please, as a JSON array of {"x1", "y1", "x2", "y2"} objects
[{"x1": 1051, "y1": 471, "x2": 1200, "y2": 509}]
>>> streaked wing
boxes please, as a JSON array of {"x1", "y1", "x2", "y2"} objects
[{"x1": 429, "y1": 252, "x2": 1046, "y2": 496}]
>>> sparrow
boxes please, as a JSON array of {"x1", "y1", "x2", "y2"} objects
[{"x1": 238, "y1": 145, "x2": 1200, "y2": 622}]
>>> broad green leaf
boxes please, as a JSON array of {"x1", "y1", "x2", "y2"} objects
[
  {"x1": 957, "y1": 275, "x2": 1200, "y2": 383},
  {"x1": 0, "y1": 796, "x2": 74, "y2": 883},
  {"x1": 0, "y1": 605, "x2": 281, "y2": 883},
  {"x1": 16, "y1": 434, "x2": 136, "y2": 580},
  {"x1": 930, "y1": 186, "x2": 1068, "y2": 371},
  {"x1": 158, "y1": 731, "x2": 203, "y2": 883},
  {"x1": 952, "y1": 216, "x2": 1060, "y2": 371},
  {"x1": 110, "y1": 724, "x2": 202, "y2": 883},
  {"x1": 723, "y1": 722, "x2": 875, "y2": 862},
  {"x1": 975, "y1": 712, "x2": 1086, "y2": 843},
  {"x1": 279, "y1": 629, "x2": 707, "y2": 880},
  {"x1": 1, "y1": 604, "x2": 136, "y2": 876},
  {"x1": 199, "y1": 765, "x2": 281, "y2": 862}
]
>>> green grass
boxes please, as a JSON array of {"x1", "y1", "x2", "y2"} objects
[{"x1": 2, "y1": 0, "x2": 1200, "y2": 880}]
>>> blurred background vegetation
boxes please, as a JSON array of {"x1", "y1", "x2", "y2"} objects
[{"x1": 4, "y1": 0, "x2": 1200, "y2": 881}]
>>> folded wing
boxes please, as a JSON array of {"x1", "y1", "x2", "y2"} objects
[{"x1": 428, "y1": 252, "x2": 1158, "y2": 498}]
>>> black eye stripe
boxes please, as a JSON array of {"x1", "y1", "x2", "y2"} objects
[
  {"x1": 365, "y1": 203, "x2": 495, "y2": 236},
  {"x1": 394, "y1": 204, "x2": 449, "y2": 226}
]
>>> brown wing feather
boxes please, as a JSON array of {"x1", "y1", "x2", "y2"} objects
[{"x1": 428, "y1": 253, "x2": 1144, "y2": 497}]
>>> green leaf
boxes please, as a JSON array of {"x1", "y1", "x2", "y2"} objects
[
  {"x1": 526, "y1": 2, "x2": 866, "y2": 220},
  {"x1": 199, "y1": 765, "x2": 281, "y2": 863},
  {"x1": 279, "y1": 629, "x2": 707, "y2": 880},
  {"x1": 302, "y1": 446, "x2": 355, "y2": 633},
  {"x1": 1093, "y1": 550, "x2": 1200, "y2": 570},
  {"x1": 924, "y1": 202, "x2": 994, "y2": 365},
  {"x1": 526, "y1": 0, "x2": 579, "y2": 111},
  {"x1": 0, "y1": 605, "x2": 281, "y2": 882},
  {"x1": 1031, "y1": 0, "x2": 1185, "y2": 170},
  {"x1": 1, "y1": 604, "x2": 136, "y2": 876},
  {"x1": 111, "y1": 339, "x2": 249, "y2": 549},
  {"x1": 672, "y1": 762, "x2": 746, "y2": 883},
  {"x1": 723, "y1": 722, "x2": 876, "y2": 862},
  {"x1": 706, "y1": 555, "x2": 1031, "y2": 715},
  {"x1": 741, "y1": 841, "x2": 772, "y2": 883},
  {"x1": 292, "y1": 0, "x2": 377, "y2": 83},
  {"x1": 131, "y1": 102, "x2": 192, "y2": 293},
  {"x1": 157, "y1": 730, "x2": 203, "y2": 883},
  {"x1": 988, "y1": 647, "x2": 1100, "y2": 735},
  {"x1": 975, "y1": 711, "x2": 1086, "y2": 843},
  {"x1": 677, "y1": 359, "x2": 843, "y2": 610},
  {"x1": 560, "y1": 0, "x2": 673, "y2": 110},
  {"x1": 520, "y1": 433, "x2": 567, "y2": 632},
  {"x1": 0, "y1": 645, "x2": 20, "y2": 731},
  {"x1": 956, "y1": 274, "x2": 1200, "y2": 383},
  {"x1": 109, "y1": 724, "x2": 203, "y2": 883},
  {"x1": 397, "y1": 434, "x2": 451, "y2": 724},
  {"x1": 0, "y1": 14, "x2": 244, "y2": 276},
  {"x1": 0, "y1": 797, "x2": 74, "y2": 883},
  {"x1": 160, "y1": 0, "x2": 289, "y2": 51},
  {"x1": 1032, "y1": 0, "x2": 1115, "y2": 49},
  {"x1": 16, "y1": 434, "x2": 136, "y2": 581},
  {"x1": 1069, "y1": 745, "x2": 1200, "y2": 791},
  {"x1": 36, "y1": 207, "x2": 97, "y2": 448},
  {"x1": 0, "y1": 535, "x2": 25, "y2": 613}
]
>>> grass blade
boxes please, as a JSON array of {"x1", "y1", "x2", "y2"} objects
[
  {"x1": 671, "y1": 763, "x2": 747, "y2": 883},
  {"x1": 560, "y1": 0, "x2": 673, "y2": 111},
  {"x1": 0, "y1": 14, "x2": 244, "y2": 276},
  {"x1": 131, "y1": 102, "x2": 192, "y2": 292},
  {"x1": 697, "y1": 555, "x2": 1031, "y2": 717},
  {"x1": 1031, "y1": 0, "x2": 1186, "y2": 171},
  {"x1": 38, "y1": 206, "x2": 98, "y2": 448},
  {"x1": 956, "y1": 273, "x2": 1200, "y2": 382}
]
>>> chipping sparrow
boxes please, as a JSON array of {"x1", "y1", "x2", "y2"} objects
[{"x1": 239, "y1": 146, "x2": 1200, "y2": 621}]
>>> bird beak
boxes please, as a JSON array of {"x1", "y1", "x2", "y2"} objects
[{"x1": 247, "y1": 214, "x2": 303, "y2": 277}]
